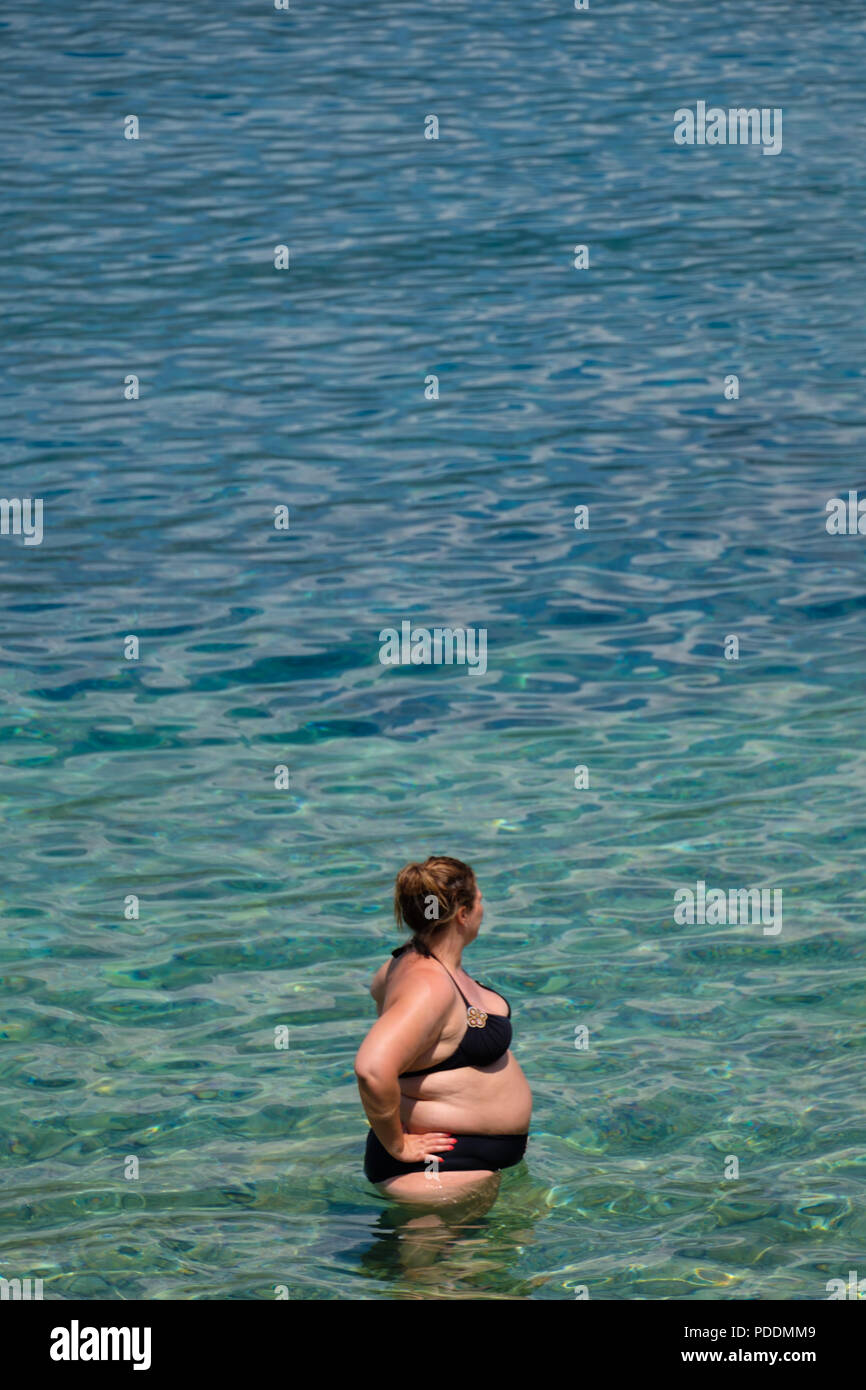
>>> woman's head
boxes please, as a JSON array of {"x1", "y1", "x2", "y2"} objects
[{"x1": 394, "y1": 856, "x2": 481, "y2": 953}]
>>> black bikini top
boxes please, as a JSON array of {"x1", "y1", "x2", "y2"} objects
[{"x1": 391, "y1": 943, "x2": 513, "y2": 1078}]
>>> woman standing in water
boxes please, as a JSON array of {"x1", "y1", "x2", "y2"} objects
[{"x1": 355, "y1": 856, "x2": 532, "y2": 1203}]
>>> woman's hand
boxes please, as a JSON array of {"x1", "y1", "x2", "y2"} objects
[{"x1": 387, "y1": 1130, "x2": 456, "y2": 1162}]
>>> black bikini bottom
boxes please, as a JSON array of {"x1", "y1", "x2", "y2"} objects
[{"x1": 364, "y1": 1129, "x2": 528, "y2": 1185}]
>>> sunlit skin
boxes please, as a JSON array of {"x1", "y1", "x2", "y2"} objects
[{"x1": 355, "y1": 885, "x2": 532, "y2": 1204}]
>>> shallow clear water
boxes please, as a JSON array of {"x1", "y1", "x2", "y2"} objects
[{"x1": 1, "y1": 0, "x2": 865, "y2": 1299}]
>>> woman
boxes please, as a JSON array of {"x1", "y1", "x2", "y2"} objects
[{"x1": 355, "y1": 856, "x2": 532, "y2": 1203}]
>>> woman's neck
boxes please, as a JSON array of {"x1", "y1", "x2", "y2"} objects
[{"x1": 426, "y1": 931, "x2": 466, "y2": 973}]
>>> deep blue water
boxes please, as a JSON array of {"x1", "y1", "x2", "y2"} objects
[{"x1": 1, "y1": 0, "x2": 865, "y2": 1299}]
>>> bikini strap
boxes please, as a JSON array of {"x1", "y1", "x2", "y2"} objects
[
  {"x1": 428, "y1": 951, "x2": 473, "y2": 1007},
  {"x1": 393, "y1": 944, "x2": 475, "y2": 1009}
]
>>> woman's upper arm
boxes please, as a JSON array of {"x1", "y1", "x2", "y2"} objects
[
  {"x1": 369, "y1": 961, "x2": 389, "y2": 1010},
  {"x1": 355, "y1": 977, "x2": 449, "y2": 1079}
]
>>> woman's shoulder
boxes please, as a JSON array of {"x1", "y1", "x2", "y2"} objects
[{"x1": 369, "y1": 944, "x2": 451, "y2": 1012}]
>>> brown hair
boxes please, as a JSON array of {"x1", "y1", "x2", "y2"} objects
[{"x1": 394, "y1": 856, "x2": 477, "y2": 955}]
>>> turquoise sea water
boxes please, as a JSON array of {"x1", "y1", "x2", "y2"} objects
[{"x1": 1, "y1": 1, "x2": 865, "y2": 1299}]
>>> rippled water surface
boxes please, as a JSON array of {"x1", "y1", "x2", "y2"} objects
[{"x1": 1, "y1": 1, "x2": 865, "y2": 1299}]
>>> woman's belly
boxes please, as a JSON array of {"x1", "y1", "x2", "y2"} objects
[{"x1": 399, "y1": 1052, "x2": 532, "y2": 1135}]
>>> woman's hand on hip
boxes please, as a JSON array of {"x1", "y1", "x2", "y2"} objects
[{"x1": 387, "y1": 1130, "x2": 455, "y2": 1162}]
